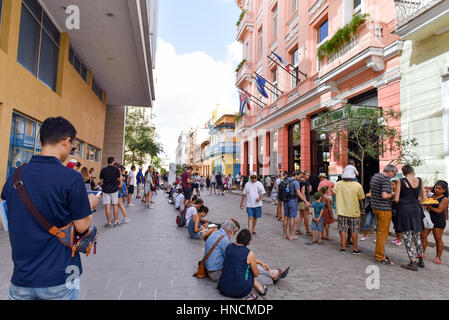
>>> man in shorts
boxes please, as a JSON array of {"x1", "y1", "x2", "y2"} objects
[
  {"x1": 100, "y1": 157, "x2": 121, "y2": 227},
  {"x1": 333, "y1": 178, "x2": 365, "y2": 254},
  {"x1": 283, "y1": 171, "x2": 309, "y2": 240},
  {"x1": 210, "y1": 171, "x2": 217, "y2": 195},
  {"x1": 127, "y1": 165, "x2": 136, "y2": 206},
  {"x1": 240, "y1": 172, "x2": 266, "y2": 235}
]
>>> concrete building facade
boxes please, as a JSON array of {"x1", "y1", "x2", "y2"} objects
[{"x1": 0, "y1": 0, "x2": 157, "y2": 187}]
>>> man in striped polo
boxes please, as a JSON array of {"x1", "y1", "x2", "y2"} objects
[{"x1": 369, "y1": 165, "x2": 398, "y2": 265}]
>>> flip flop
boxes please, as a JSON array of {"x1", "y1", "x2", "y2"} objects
[
  {"x1": 245, "y1": 293, "x2": 258, "y2": 300},
  {"x1": 273, "y1": 270, "x2": 282, "y2": 284},
  {"x1": 280, "y1": 267, "x2": 290, "y2": 279},
  {"x1": 434, "y1": 258, "x2": 442, "y2": 264},
  {"x1": 295, "y1": 231, "x2": 303, "y2": 235},
  {"x1": 257, "y1": 285, "x2": 268, "y2": 296}
]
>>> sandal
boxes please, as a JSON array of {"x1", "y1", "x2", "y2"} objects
[
  {"x1": 245, "y1": 293, "x2": 258, "y2": 300},
  {"x1": 257, "y1": 285, "x2": 268, "y2": 296},
  {"x1": 434, "y1": 258, "x2": 442, "y2": 264},
  {"x1": 280, "y1": 267, "x2": 290, "y2": 279},
  {"x1": 306, "y1": 232, "x2": 312, "y2": 236},
  {"x1": 377, "y1": 256, "x2": 394, "y2": 265},
  {"x1": 104, "y1": 223, "x2": 112, "y2": 228},
  {"x1": 295, "y1": 231, "x2": 303, "y2": 235},
  {"x1": 273, "y1": 270, "x2": 282, "y2": 284}
]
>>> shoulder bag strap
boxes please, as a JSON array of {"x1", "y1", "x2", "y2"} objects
[
  {"x1": 13, "y1": 165, "x2": 63, "y2": 238},
  {"x1": 201, "y1": 235, "x2": 225, "y2": 264}
]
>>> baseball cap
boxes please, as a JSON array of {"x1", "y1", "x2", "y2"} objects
[
  {"x1": 67, "y1": 159, "x2": 77, "y2": 169},
  {"x1": 250, "y1": 171, "x2": 257, "y2": 177}
]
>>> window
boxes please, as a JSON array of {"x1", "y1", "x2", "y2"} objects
[
  {"x1": 291, "y1": 0, "x2": 297, "y2": 14},
  {"x1": 17, "y1": 0, "x2": 60, "y2": 91},
  {"x1": 92, "y1": 78, "x2": 104, "y2": 102},
  {"x1": 318, "y1": 20, "x2": 328, "y2": 44},
  {"x1": 69, "y1": 46, "x2": 89, "y2": 83},
  {"x1": 258, "y1": 27, "x2": 263, "y2": 57},
  {"x1": 354, "y1": 0, "x2": 362, "y2": 10},
  {"x1": 272, "y1": 6, "x2": 278, "y2": 39},
  {"x1": 70, "y1": 139, "x2": 85, "y2": 158},
  {"x1": 290, "y1": 48, "x2": 299, "y2": 89},
  {"x1": 87, "y1": 145, "x2": 101, "y2": 162},
  {"x1": 7, "y1": 113, "x2": 42, "y2": 179}
]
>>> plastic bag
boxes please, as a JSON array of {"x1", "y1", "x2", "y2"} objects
[{"x1": 423, "y1": 209, "x2": 434, "y2": 229}]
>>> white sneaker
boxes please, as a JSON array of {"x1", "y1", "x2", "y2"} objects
[
  {"x1": 149, "y1": 205, "x2": 154, "y2": 209},
  {"x1": 360, "y1": 236, "x2": 367, "y2": 241},
  {"x1": 395, "y1": 240, "x2": 403, "y2": 246},
  {"x1": 122, "y1": 218, "x2": 130, "y2": 224},
  {"x1": 128, "y1": 204, "x2": 135, "y2": 207}
]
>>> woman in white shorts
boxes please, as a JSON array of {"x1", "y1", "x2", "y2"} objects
[{"x1": 144, "y1": 166, "x2": 154, "y2": 208}]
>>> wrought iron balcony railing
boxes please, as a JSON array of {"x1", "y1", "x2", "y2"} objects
[{"x1": 394, "y1": 0, "x2": 442, "y2": 29}]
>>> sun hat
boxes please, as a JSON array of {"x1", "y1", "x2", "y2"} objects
[{"x1": 319, "y1": 173, "x2": 327, "y2": 178}]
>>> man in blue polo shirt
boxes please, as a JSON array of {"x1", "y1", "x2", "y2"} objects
[{"x1": 1, "y1": 117, "x2": 97, "y2": 300}]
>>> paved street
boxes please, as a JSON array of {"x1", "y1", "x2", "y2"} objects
[{"x1": 1, "y1": 190, "x2": 449, "y2": 300}]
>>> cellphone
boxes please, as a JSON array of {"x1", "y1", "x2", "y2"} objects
[{"x1": 96, "y1": 191, "x2": 103, "y2": 197}]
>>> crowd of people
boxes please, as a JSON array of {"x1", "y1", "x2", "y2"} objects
[{"x1": 168, "y1": 166, "x2": 290, "y2": 300}]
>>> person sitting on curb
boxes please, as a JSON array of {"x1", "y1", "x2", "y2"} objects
[
  {"x1": 217, "y1": 229, "x2": 290, "y2": 300},
  {"x1": 188, "y1": 205, "x2": 217, "y2": 240}
]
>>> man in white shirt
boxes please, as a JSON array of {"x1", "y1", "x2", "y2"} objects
[
  {"x1": 341, "y1": 159, "x2": 359, "y2": 181},
  {"x1": 265, "y1": 175, "x2": 273, "y2": 198},
  {"x1": 127, "y1": 165, "x2": 136, "y2": 207},
  {"x1": 210, "y1": 171, "x2": 217, "y2": 195},
  {"x1": 185, "y1": 199, "x2": 203, "y2": 228},
  {"x1": 175, "y1": 191, "x2": 185, "y2": 212},
  {"x1": 240, "y1": 171, "x2": 266, "y2": 235}
]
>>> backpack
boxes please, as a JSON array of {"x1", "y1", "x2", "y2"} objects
[
  {"x1": 278, "y1": 179, "x2": 296, "y2": 202},
  {"x1": 176, "y1": 207, "x2": 187, "y2": 227}
]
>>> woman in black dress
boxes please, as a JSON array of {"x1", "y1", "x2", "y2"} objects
[
  {"x1": 394, "y1": 165, "x2": 427, "y2": 271},
  {"x1": 421, "y1": 180, "x2": 448, "y2": 264}
]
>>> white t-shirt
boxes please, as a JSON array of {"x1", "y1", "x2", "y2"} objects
[
  {"x1": 341, "y1": 165, "x2": 359, "y2": 179},
  {"x1": 265, "y1": 176, "x2": 272, "y2": 187},
  {"x1": 243, "y1": 181, "x2": 266, "y2": 208},
  {"x1": 236, "y1": 175, "x2": 241, "y2": 182},
  {"x1": 128, "y1": 170, "x2": 135, "y2": 186},
  {"x1": 175, "y1": 193, "x2": 185, "y2": 209},
  {"x1": 185, "y1": 206, "x2": 197, "y2": 228},
  {"x1": 210, "y1": 175, "x2": 216, "y2": 183}
]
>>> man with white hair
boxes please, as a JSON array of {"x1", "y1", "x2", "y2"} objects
[
  {"x1": 204, "y1": 219, "x2": 241, "y2": 282},
  {"x1": 241, "y1": 172, "x2": 266, "y2": 235}
]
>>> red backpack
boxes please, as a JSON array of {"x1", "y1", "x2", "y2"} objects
[{"x1": 176, "y1": 207, "x2": 187, "y2": 227}]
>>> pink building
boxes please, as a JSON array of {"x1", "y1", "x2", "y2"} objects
[{"x1": 235, "y1": 0, "x2": 403, "y2": 190}]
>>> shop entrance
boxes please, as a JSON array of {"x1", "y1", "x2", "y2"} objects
[{"x1": 288, "y1": 122, "x2": 301, "y2": 174}]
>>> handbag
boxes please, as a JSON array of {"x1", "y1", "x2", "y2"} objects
[
  {"x1": 193, "y1": 235, "x2": 224, "y2": 279},
  {"x1": 13, "y1": 165, "x2": 97, "y2": 258}
]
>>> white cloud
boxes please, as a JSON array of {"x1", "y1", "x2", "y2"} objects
[{"x1": 152, "y1": 38, "x2": 242, "y2": 163}]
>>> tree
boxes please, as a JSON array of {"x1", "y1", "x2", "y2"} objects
[
  {"x1": 124, "y1": 108, "x2": 163, "y2": 167},
  {"x1": 317, "y1": 104, "x2": 424, "y2": 186}
]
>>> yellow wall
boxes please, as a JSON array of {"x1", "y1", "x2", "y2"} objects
[{"x1": 0, "y1": 0, "x2": 106, "y2": 186}]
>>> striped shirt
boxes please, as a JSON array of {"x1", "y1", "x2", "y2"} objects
[{"x1": 370, "y1": 173, "x2": 392, "y2": 211}]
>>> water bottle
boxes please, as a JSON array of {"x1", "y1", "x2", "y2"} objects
[{"x1": 285, "y1": 184, "x2": 290, "y2": 194}]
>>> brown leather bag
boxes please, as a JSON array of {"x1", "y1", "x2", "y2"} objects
[{"x1": 193, "y1": 235, "x2": 224, "y2": 279}]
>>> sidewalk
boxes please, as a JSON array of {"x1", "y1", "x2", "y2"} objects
[{"x1": 231, "y1": 190, "x2": 449, "y2": 251}]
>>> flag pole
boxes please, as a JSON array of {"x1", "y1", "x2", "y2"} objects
[
  {"x1": 269, "y1": 52, "x2": 307, "y2": 78},
  {"x1": 267, "y1": 54, "x2": 299, "y2": 83},
  {"x1": 252, "y1": 75, "x2": 279, "y2": 97},
  {"x1": 254, "y1": 73, "x2": 283, "y2": 94},
  {"x1": 239, "y1": 91, "x2": 265, "y2": 109},
  {"x1": 239, "y1": 90, "x2": 266, "y2": 106}
]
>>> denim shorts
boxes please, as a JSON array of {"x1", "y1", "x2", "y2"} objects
[
  {"x1": 246, "y1": 206, "x2": 262, "y2": 218},
  {"x1": 284, "y1": 199, "x2": 298, "y2": 218},
  {"x1": 311, "y1": 219, "x2": 324, "y2": 231},
  {"x1": 9, "y1": 281, "x2": 80, "y2": 300}
]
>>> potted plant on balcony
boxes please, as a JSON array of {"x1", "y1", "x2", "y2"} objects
[
  {"x1": 235, "y1": 59, "x2": 247, "y2": 73},
  {"x1": 234, "y1": 113, "x2": 246, "y2": 123},
  {"x1": 317, "y1": 13, "x2": 369, "y2": 60},
  {"x1": 236, "y1": 10, "x2": 246, "y2": 27}
]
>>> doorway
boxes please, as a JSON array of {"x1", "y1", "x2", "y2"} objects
[{"x1": 288, "y1": 122, "x2": 301, "y2": 174}]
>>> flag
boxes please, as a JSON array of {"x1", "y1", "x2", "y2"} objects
[
  {"x1": 255, "y1": 74, "x2": 269, "y2": 98},
  {"x1": 239, "y1": 93, "x2": 248, "y2": 116},
  {"x1": 242, "y1": 90, "x2": 252, "y2": 110},
  {"x1": 273, "y1": 53, "x2": 292, "y2": 72}
]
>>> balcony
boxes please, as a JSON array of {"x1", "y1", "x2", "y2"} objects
[
  {"x1": 236, "y1": 11, "x2": 255, "y2": 42},
  {"x1": 236, "y1": 61, "x2": 254, "y2": 87},
  {"x1": 394, "y1": 0, "x2": 449, "y2": 40},
  {"x1": 235, "y1": 114, "x2": 254, "y2": 132},
  {"x1": 205, "y1": 142, "x2": 241, "y2": 159}
]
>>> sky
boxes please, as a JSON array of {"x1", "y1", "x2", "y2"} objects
[{"x1": 152, "y1": 0, "x2": 242, "y2": 163}]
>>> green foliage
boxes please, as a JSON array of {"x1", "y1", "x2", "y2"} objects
[
  {"x1": 236, "y1": 10, "x2": 246, "y2": 26},
  {"x1": 124, "y1": 108, "x2": 163, "y2": 167},
  {"x1": 234, "y1": 112, "x2": 247, "y2": 123},
  {"x1": 235, "y1": 59, "x2": 247, "y2": 73},
  {"x1": 317, "y1": 14, "x2": 369, "y2": 59},
  {"x1": 317, "y1": 104, "x2": 424, "y2": 185}
]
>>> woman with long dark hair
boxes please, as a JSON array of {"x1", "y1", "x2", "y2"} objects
[{"x1": 421, "y1": 180, "x2": 448, "y2": 264}]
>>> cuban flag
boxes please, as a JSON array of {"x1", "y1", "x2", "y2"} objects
[
  {"x1": 255, "y1": 74, "x2": 269, "y2": 98},
  {"x1": 273, "y1": 53, "x2": 292, "y2": 72},
  {"x1": 242, "y1": 90, "x2": 252, "y2": 110},
  {"x1": 239, "y1": 93, "x2": 249, "y2": 116}
]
